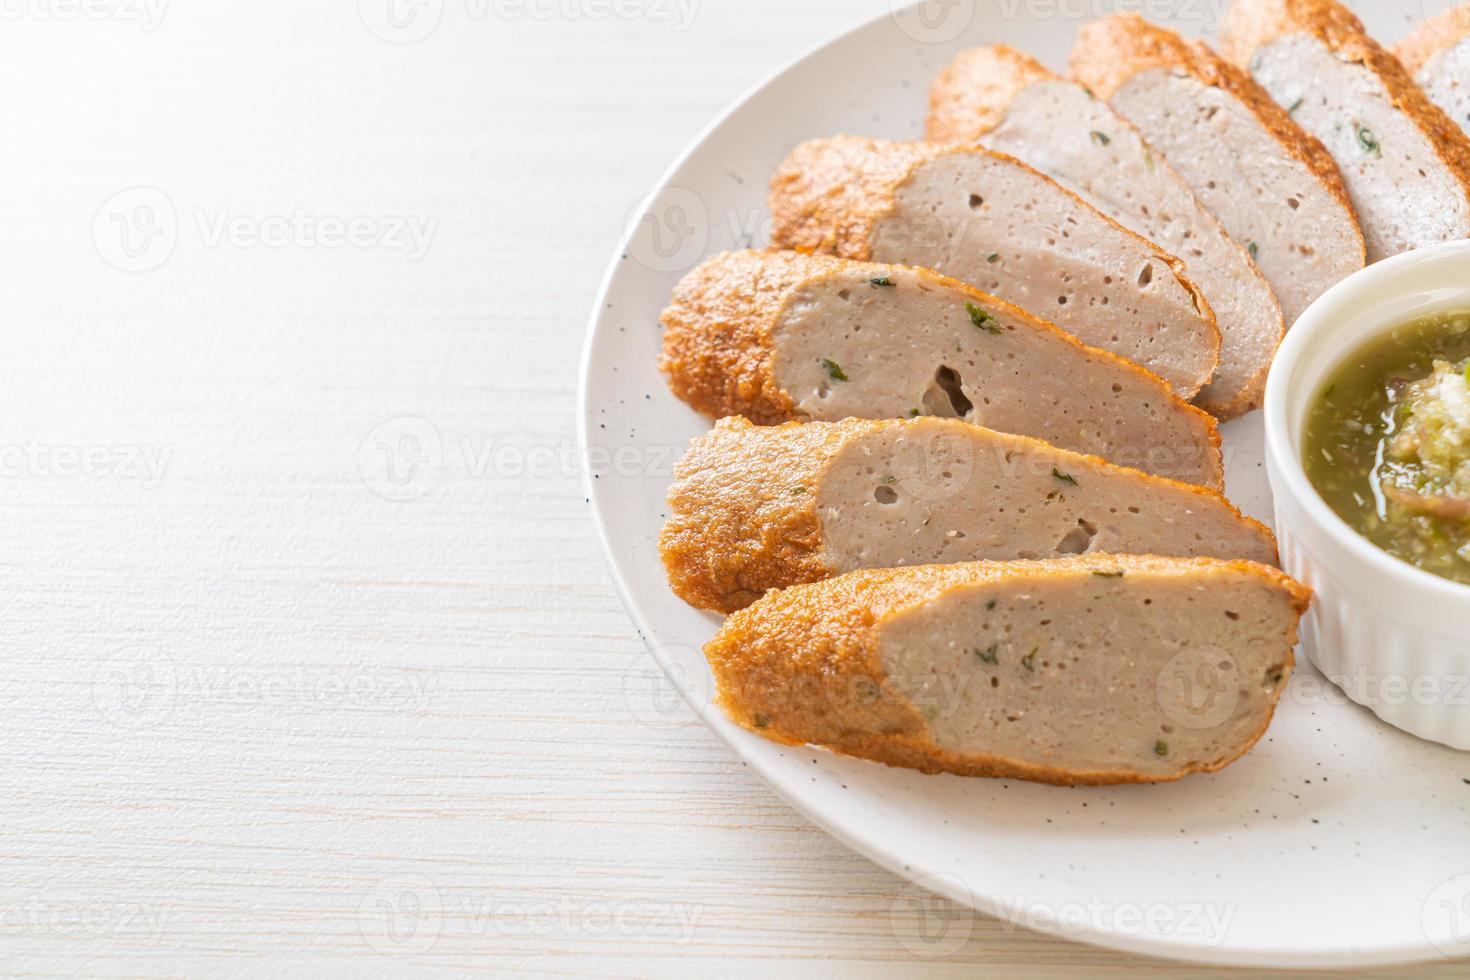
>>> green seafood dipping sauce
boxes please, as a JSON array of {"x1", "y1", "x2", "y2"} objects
[{"x1": 1303, "y1": 311, "x2": 1470, "y2": 585}]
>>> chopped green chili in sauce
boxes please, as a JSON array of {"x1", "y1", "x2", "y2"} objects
[{"x1": 1303, "y1": 311, "x2": 1470, "y2": 584}]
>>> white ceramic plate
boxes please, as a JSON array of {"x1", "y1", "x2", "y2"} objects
[{"x1": 579, "y1": 1, "x2": 1470, "y2": 967}]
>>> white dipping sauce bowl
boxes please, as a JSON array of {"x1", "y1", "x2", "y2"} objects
[{"x1": 1266, "y1": 239, "x2": 1470, "y2": 751}]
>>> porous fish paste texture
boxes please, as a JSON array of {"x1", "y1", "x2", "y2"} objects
[
  {"x1": 867, "y1": 152, "x2": 1218, "y2": 396},
  {"x1": 877, "y1": 574, "x2": 1293, "y2": 777},
  {"x1": 978, "y1": 79, "x2": 1280, "y2": 411},
  {"x1": 770, "y1": 270, "x2": 1219, "y2": 485},
  {"x1": 1111, "y1": 67, "x2": 1363, "y2": 324},
  {"x1": 1251, "y1": 34, "x2": 1470, "y2": 262},
  {"x1": 1416, "y1": 41, "x2": 1470, "y2": 141}
]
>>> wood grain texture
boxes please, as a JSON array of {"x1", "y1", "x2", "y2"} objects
[{"x1": 0, "y1": 0, "x2": 1462, "y2": 975}]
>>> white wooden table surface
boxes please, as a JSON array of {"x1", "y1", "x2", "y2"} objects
[{"x1": 0, "y1": 0, "x2": 1463, "y2": 976}]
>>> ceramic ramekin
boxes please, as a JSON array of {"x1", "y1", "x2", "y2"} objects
[{"x1": 1266, "y1": 240, "x2": 1470, "y2": 751}]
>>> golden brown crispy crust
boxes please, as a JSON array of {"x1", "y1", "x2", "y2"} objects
[
  {"x1": 767, "y1": 137, "x2": 947, "y2": 259},
  {"x1": 1072, "y1": 11, "x2": 1361, "y2": 263},
  {"x1": 705, "y1": 555, "x2": 1311, "y2": 786},
  {"x1": 1225, "y1": 371, "x2": 1267, "y2": 419},
  {"x1": 660, "y1": 416, "x2": 840, "y2": 613},
  {"x1": 661, "y1": 415, "x2": 1274, "y2": 613},
  {"x1": 657, "y1": 248, "x2": 805, "y2": 423},
  {"x1": 926, "y1": 45, "x2": 1056, "y2": 141},
  {"x1": 1220, "y1": 0, "x2": 1470, "y2": 209},
  {"x1": 657, "y1": 249, "x2": 1222, "y2": 462},
  {"x1": 1394, "y1": 4, "x2": 1470, "y2": 77}
]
